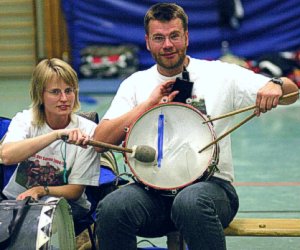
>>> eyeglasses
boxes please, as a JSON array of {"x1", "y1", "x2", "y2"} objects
[
  {"x1": 44, "y1": 87, "x2": 75, "y2": 97},
  {"x1": 150, "y1": 32, "x2": 185, "y2": 45}
]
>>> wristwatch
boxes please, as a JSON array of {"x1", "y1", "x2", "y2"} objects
[
  {"x1": 44, "y1": 186, "x2": 50, "y2": 195},
  {"x1": 270, "y1": 77, "x2": 284, "y2": 87}
]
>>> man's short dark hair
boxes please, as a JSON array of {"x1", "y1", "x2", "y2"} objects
[{"x1": 144, "y1": 3, "x2": 188, "y2": 34}]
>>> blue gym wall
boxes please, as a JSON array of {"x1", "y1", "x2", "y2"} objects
[{"x1": 61, "y1": 0, "x2": 300, "y2": 75}]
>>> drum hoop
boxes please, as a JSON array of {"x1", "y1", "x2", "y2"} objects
[
  {"x1": 36, "y1": 197, "x2": 75, "y2": 249},
  {"x1": 124, "y1": 102, "x2": 218, "y2": 191}
]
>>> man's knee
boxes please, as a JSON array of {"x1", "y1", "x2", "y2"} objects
[
  {"x1": 171, "y1": 184, "x2": 217, "y2": 222},
  {"x1": 96, "y1": 191, "x2": 123, "y2": 226},
  {"x1": 96, "y1": 186, "x2": 144, "y2": 224}
]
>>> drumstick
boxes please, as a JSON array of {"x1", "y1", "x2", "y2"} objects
[
  {"x1": 87, "y1": 139, "x2": 157, "y2": 163},
  {"x1": 61, "y1": 136, "x2": 157, "y2": 163},
  {"x1": 198, "y1": 113, "x2": 256, "y2": 153},
  {"x1": 203, "y1": 91, "x2": 299, "y2": 124},
  {"x1": 86, "y1": 139, "x2": 133, "y2": 153}
]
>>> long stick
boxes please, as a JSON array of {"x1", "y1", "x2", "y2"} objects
[
  {"x1": 87, "y1": 139, "x2": 133, "y2": 153},
  {"x1": 203, "y1": 91, "x2": 299, "y2": 124},
  {"x1": 199, "y1": 113, "x2": 256, "y2": 153}
]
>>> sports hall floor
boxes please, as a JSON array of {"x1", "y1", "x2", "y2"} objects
[{"x1": 1, "y1": 78, "x2": 299, "y2": 250}]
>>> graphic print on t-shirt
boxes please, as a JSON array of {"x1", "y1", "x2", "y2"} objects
[
  {"x1": 15, "y1": 154, "x2": 71, "y2": 188},
  {"x1": 190, "y1": 97, "x2": 207, "y2": 115}
]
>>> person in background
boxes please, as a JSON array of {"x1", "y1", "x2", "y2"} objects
[
  {"x1": 93, "y1": 3, "x2": 298, "y2": 250},
  {"x1": 1, "y1": 58, "x2": 100, "y2": 234}
]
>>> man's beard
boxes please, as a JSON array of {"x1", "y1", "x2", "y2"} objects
[{"x1": 152, "y1": 50, "x2": 186, "y2": 71}]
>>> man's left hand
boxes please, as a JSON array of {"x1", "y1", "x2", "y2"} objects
[{"x1": 255, "y1": 81, "x2": 282, "y2": 116}]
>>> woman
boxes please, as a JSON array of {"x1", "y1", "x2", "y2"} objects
[{"x1": 1, "y1": 58, "x2": 100, "y2": 232}]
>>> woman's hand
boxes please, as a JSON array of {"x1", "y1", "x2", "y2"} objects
[
  {"x1": 16, "y1": 186, "x2": 46, "y2": 201},
  {"x1": 56, "y1": 128, "x2": 90, "y2": 148},
  {"x1": 17, "y1": 184, "x2": 85, "y2": 201}
]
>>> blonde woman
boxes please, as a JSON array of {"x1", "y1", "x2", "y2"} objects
[{"x1": 1, "y1": 58, "x2": 100, "y2": 233}]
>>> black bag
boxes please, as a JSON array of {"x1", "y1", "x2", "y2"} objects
[{"x1": 0, "y1": 197, "x2": 31, "y2": 248}]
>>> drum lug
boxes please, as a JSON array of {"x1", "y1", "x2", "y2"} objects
[
  {"x1": 211, "y1": 159, "x2": 218, "y2": 167},
  {"x1": 202, "y1": 161, "x2": 220, "y2": 181},
  {"x1": 186, "y1": 98, "x2": 192, "y2": 104},
  {"x1": 171, "y1": 190, "x2": 178, "y2": 195},
  {"x1": 209, "y1": 161, "x2": 220, "y2": 173},
  {"x1": 206, "y1": 115, "x2": 214, "y2": 126}
]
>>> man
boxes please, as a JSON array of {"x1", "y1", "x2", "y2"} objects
[{"x1": 94, "y1": 3, "x2": 298, "y2": 250}]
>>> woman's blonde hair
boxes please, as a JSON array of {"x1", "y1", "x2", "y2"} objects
[{"x1": 30, "y1": 58, "x2": 80, "y2": 126}]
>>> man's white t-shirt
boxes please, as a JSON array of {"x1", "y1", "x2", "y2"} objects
[{"x1": 103, "y1": 58, "x2": 270, "y2": 182}]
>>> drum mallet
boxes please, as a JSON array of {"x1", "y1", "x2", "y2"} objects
[
  {"x1": 203, "y1": 91, "x2": 299, "y2": 124},
  {"x1": 61, "y1": 135, "x2": 156, "y2": 163},
  {"x1": 199, "y1": 113, "x2": 256, "y2": 153},
  {"x1": 81, "y1": 138, "x2": 157, "y2": 163},
  {"x1": 199, "y1": 91, "x2": 299, "y2": 153}
]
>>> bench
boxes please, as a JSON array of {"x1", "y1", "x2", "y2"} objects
[
  {"x1": 167, "y1": 218, "x2": 300, "y2": 250},
  {"x1": 224, "y1": 218, "x2": 300, "y2": 237}
]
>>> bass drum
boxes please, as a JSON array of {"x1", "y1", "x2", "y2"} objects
[
  {"x1": 124, "y1": 103, "x2": 219, "y2": 194},
  {"x1": 0, "y1": 197, "x2": 76, "y2": 250}
]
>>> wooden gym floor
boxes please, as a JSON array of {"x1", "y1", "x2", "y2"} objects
[{"x1": 1, "y1": 78, "x2": 299, "y2": 250}]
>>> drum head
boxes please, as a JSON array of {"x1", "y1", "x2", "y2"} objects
[{"x1": 125, "y1": 103, "x2": 217, "y2": 191}]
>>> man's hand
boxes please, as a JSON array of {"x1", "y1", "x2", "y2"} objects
[
  {"x1": 255, "y1": 81, "x2": 282, "y2": 116},
  {"x1": 147, "y1": 80, "x2": 179, "y2": 106}
]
